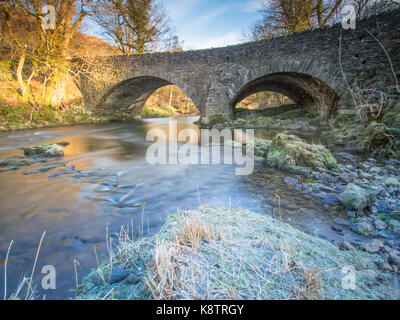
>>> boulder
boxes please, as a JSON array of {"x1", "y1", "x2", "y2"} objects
[
  {"x1": 23, "y1": 143, "x2": 64, "y2": 157},
  {"x1": 265, "y1": 133, "x2": 337, "y2": 171},
  {"x1": 338, "y1": 183, "x2": 375, "y2": 210}
]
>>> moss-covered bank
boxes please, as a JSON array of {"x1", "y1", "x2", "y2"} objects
[
  {"x1": 76, "y1": 206, "x2": 396, "y2": 300},
  {"x1": 0, "y1": 102, "x2": 109, "y2": 131}
]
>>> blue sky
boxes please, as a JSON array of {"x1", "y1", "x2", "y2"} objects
[
  {"x1": 84, "y1": 0, "x2": 264, "y2": 50},
  {"x1": 163, "y1": 0, "x2": 263, "y2": 49}
]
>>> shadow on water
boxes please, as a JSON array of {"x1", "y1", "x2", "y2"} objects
[{"x1": 0, "y1": 116, "x2": 355, "y2": 299}]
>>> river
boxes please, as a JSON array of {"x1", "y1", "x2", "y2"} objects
[{"x1": 0, "y1": 116, "x2": 358, "y2": 299}]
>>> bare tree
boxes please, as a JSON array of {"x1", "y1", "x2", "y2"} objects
[
  {"x1": 0, "y1": 1, "x2": 90, "y2": 115},
  {"x1": 247, "y1": 0, "x2": 398, "y2": 40},
  {"x1": 352, "y1": 0, "x2": 399, "y2": 18},
  {"x1": 93, "y1": 0, "x2": 174, "y2": 54}
]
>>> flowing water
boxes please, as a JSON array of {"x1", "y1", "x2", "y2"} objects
[{"x1": 0, "y1": 117, "x2": 358, "y2": 299}]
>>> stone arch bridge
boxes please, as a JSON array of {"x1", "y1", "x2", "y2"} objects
[{"x1": 73, "y1": 9, "x2": 400, "y2": 124}]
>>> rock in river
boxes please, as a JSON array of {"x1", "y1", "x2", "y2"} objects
[
  {"x1": 23, "y1": 143, "x2": 66, "y2": 157},
  {"x1": 338, "y1": 183, "x2": 375, "y2": 210},
  {"x1": 265, "y1": 133, "x2": 337, "y2": 171}
]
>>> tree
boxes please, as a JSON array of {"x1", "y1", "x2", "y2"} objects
[
  {"x1": 247, "y1": 0, "x2": 399, "y2": 40},
  {"x1": 93, "y1": 0, "x2": 174, "y2": 54},
  {"x1": 164, "y1": 34, "x2": 184, "y2": 52},
  {"x1": 249, "y1": 0, "x2": 317, "y2": 39},
  {"x1": 352, "y1": 0, "x2": 400, "y2": 18},
  {"x1": 0, "y1": 1, "x2": 90, "y2": 116}
]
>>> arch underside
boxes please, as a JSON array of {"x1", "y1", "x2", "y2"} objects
[
  {"x1": 231, "y1": 72, "x2": 340, "y2": 118},
  {"x1": 98, "y1": 76, "x2": 174, "y2": 117}
]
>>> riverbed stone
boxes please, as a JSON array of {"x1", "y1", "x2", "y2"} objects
[
  {"x1": 339, "y1": 172, "x2": 354, "y2": 183},
  {"x1": 385, "y1": 177, "x2": 399, "y2": 187},
  {"x1": 107, "y1": 266, "x2": 128, "y2": 284},
  {"x1": 284, "y1": 176, "x2": 298, "y2": 186},
  {"x1": 350, "y1": 220, "x2": 375, "y2": 235},
  {"x1": 338, "y1": 183, "x2": 375, "y2": 210},
  {"x1": 339, "y1": 241, "x2": 356, "y2": 251},
  {"x1": 23, "y1": 144, "x2": 64, "y2": 157},
  {"x1": 363, "y1": 239, "x2": 384, "y2": 253},
  {"x1": 388, "y1": 219, "x2": 400, "y2": 235},
  {"x1": 369, "y1": 167, "x2": 382, "y2": 175},
  {"x1": 388, "y1": 251, "x2": 400, "y2": 268},
  {"x1": 347, "y1": 211, "x2": 356, "y2": 218},
  {"x1": 375, "y1": 219, "x2": 388, "y2": 231}
]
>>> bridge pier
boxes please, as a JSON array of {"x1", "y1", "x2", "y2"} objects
[{"x1": 200, "y1": 81, "x2": 233, "y2": 124}]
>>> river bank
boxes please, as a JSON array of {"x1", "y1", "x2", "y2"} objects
[{"x1": 76, "y1": 206, "x2": 398, "y2": 300}]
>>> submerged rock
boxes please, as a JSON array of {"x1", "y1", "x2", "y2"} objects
[
  {"x1": 23, "y1": 143, "x2": 65, "y2": 157},
  {"x1": 265, "y1": 133, "x2": 337, "y2": 171},
  {"x1": 338, "y1": 183, "x2": 375, "y2": 210},
  {"x1": 56, "y1": 141, "x2": 70, "y2": 147},
  {"x1": 0, "y1": 159, "x2": 32, "y2": 168}
]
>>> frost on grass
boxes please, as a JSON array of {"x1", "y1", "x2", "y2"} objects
[{"x1": 76, "y1": 206, "x2": 396, "y2": 300}]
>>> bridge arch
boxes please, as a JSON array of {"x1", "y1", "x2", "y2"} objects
[
  {"x1": 230, "y1": 71, "x2": 340, "y2": 119},
  {"x1": 96, "y1": 75, "x2": 200, "y2": 118}
]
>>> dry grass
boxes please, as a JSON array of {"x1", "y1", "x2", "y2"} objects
[
  {"x1": 293, "y1": 267, "x2": 323, "y2": 300},
  {"x1": 76, "y1": 206, "x2": 399, "y2": 300}
]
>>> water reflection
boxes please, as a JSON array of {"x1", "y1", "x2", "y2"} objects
[{"x1": 0, "y1": 117, "x2": 353, "y2": 299}]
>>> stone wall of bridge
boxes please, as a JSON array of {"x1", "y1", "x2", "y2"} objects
[{"x1": 74, "y1": 9, "x2": 400, "y2": 122}]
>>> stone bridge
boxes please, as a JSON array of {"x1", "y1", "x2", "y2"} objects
[{"x1": 73, "y1": 9, "x2": 400, "y2": 123}]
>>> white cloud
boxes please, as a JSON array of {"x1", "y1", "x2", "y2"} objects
[
  {"x1": 242, "y1": 0, "x2": 264, "y2": 13},
  {"x1": 163, "y1": 0, "x2": 202, "y2": 21},
  {"x1": 191, "y1": 5, "x2": 231, "y2": 27},
  {"x1": 188, "y1": 31, "x2": 242, "y2": 49}
]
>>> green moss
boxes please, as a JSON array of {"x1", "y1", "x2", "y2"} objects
[
  {"x1": 361, "y1": 122, "x2": 399, "y2": 159},
  {"x1": 266, "y1": 133, "x2": 337, "y2": 170},
  {"x1": 0, "y1": 102, "x2": 96, "y2": 130},
  {"x1": 0, "y1": 60, "x2": 13, "y2": 82},
  {"x1": 208, "y1": 114, "x2": 226, "y2": 125},
  {"x1": 140, "y1": 106, "x2": 174, "y2": 118}
]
